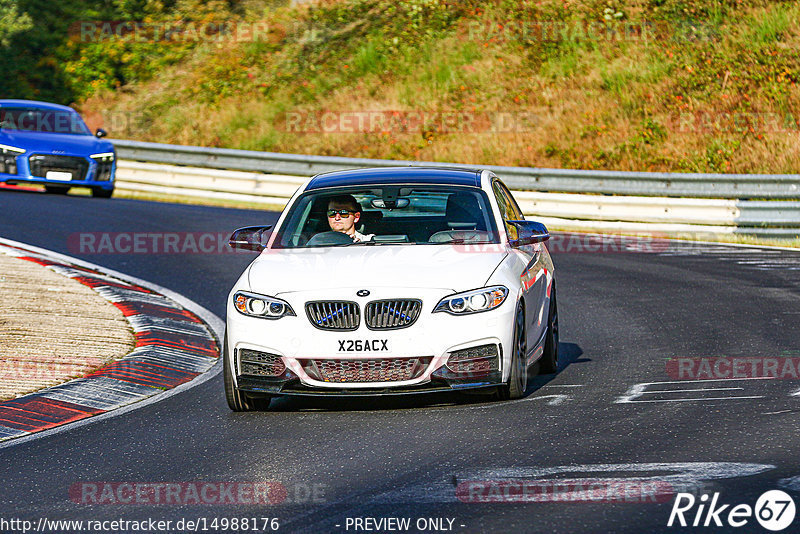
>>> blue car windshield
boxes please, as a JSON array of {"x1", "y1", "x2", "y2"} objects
[{"x1": 0, "y1": 107, "x2": 92, "y2": 135}]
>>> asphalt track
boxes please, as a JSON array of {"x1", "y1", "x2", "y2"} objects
[{"x1": 1, "y1": 188, "x2": 800, "y2": 534}]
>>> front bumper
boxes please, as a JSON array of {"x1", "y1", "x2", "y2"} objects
[
  {"x1": 0, "y1": 153, "x2": 115, "y2": 189},
  {"x1": 235, "y1": 371, "x2": 503, "y2": 397},
  {"x1": 226, "y1": 287, "x2": 515, "y2": 396}
]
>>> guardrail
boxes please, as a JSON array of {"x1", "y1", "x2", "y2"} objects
[
  {"x1": 112, "y1": 139, "x2": 800, "y2": 199},
  {"x1": 111, "y1": 139, "x2": 800, "y2": 238}
]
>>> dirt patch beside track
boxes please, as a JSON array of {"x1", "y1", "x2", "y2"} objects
[{"x1": 0, "y1": 253, "x2": 135, "y2": 400}]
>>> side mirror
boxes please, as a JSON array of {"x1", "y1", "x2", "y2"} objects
[
  {"x1": 95, "y1": 128, "x2": 108, "y2": 138},
  {"x1": 507, "y1": 220, "x2": 549, "y2": 247},
  {"x1": 229, "y1": 225, "x2": 272, "y2": 251}
]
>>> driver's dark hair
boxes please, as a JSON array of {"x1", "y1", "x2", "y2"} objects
[{"x1": 327, "y1": 194, "x2": 361, "y2": 213}]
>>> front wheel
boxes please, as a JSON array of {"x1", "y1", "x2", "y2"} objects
[
  {"x1": 540, "y1": 284, "x2": 559, "y2": 374},
  {"x1": 223, "y1": 333, "x2": 271, "y2": 411},
  {"x1": 497, "y1": 303, "x2": 527, "y2": 400},
  {"x1": 91, "y1": 187, "x2": 114, "y2": 198},
  {"x1": 44, "y1": 185, "x2": 69, "y2": 195}
]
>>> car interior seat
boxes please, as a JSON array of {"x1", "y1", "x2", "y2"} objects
[
  {"x1": 428, "y1": 192, "x2": 488, "y2": 243},
  {"x1": 445, "y1": 192, "x2": 485, "y2": 230}
]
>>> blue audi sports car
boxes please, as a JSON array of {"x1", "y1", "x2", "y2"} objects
[{"x1": 0, "y1": 100, "x2": 115, "y2": 198}]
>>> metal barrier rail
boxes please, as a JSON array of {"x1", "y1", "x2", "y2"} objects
[
  {"x1": 112, "y1": 139, "x2": 800, "y2": 199},
  {"x1": 110, "y1": 140, "x2": 800, "y2": 238}
]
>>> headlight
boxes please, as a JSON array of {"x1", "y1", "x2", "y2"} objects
[
  {"x1": 89, "y1": 152, "x2": 115, "y2": 162},
  {"x1": 0, "y1": 144, "x2": 26, "y2": 154},
  {"x1": 433, "y1": 286, "x2": 509, "y2": 315},
  {"x1": 233, "y1": 291, "x2": 296, "y2": 320},
  {"x1": 90, "y1": 152, "x2": 115, "y2": 181},
  {"x1": 0, "y1": 144, "x2": 24, "y2": 174}
]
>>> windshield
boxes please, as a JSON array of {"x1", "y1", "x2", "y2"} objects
[
  {"x1": 273, "y1": 186, "x2": 500, "y2": 248},
  {"x1": 0, "y1": 107, "x2": 92, "y2": 135}
]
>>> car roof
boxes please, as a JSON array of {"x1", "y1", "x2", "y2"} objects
[
  {"x1": 0, "y1": 99, "x2": 78, "y2": 113},
  {"x1": 305, "y1": 166, "x2": 483, "y2": 190}
]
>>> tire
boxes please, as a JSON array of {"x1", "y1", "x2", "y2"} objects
[
  {"x1": 223, "y1": 333, "x2": 271, "y2": 411},
  {"x1": 44, "y1": 185, "x2": 69, "y2": 195},
  {"x1": 91, "y1": 187, "x2": 113, "y2": 198},
  {"x1": 540, "y1": 284, "x2": 559, "y2": 374},
  {"x1": 497, "y1": 303, "x2": 527, "y2": 400}
]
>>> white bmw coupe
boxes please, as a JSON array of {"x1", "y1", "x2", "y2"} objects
[{"x1": 224, "y1": 167, "x2": 558, "y2": 410}]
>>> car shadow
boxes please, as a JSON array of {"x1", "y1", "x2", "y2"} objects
[
  {"x1": 522, "y1": 342, "x2": 587, "y2": 396},
  {"x1": 263, "y1": 341, "x2": 587, "y2": 413}
]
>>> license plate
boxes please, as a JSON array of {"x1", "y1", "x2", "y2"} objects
[
  {"x1": 46, "y1": 171, "x2": 73, "y2": 181},
  {"x1": 338, "y1": 339, "x2": 389, "y2": 352}
]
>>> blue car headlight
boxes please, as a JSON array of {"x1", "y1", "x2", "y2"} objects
[
  {"x1": 0, "y1": 144, "x2": 25, "y2": 154},
  {"x1": 433, "y1": 286, "x2": 509, "y2": 315},
  {"x1": 233, "y1": 291, "x2": 296, "y2": 320},
  {"x1": 0, "y1": 144, "x2": 25, "y2": 175},
  {"x1": 90, "y1": 152, "x2": 115, "y2": 182}
]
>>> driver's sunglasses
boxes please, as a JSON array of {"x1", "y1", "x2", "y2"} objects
[{"x1": 327, "y1": 209, "x2": 354, "y2": 218}]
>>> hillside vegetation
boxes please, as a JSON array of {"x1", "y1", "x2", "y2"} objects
[{"x1": 13, "y1": 0, "x2": 800, "y2": 173}]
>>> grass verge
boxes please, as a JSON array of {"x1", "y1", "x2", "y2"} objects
[{"x1": 78, "y1": 0, "x2": 800, "y2": 175}]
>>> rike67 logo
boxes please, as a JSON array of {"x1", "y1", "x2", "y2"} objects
[{"x1": 668, "y1": 490, "x2": 796, "y2": 531}]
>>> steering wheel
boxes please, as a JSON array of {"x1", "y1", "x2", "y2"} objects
[{"x1": 306, "y1": 231, "x2": 354, "y2": 247}]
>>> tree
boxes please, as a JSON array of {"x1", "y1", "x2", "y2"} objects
[{"x1": 0, "y1": 0, "x2": 33, "y2": 47}]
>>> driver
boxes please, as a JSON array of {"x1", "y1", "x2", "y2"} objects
[{"x1": 327, "y1": 195, "x2": 375, "y2": 243}]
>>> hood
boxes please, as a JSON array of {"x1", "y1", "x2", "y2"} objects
[
  {"x1": 0, "y1": 130, "x2": 112, "y2": 156},
  {"x1": 247, "y1": 244, "x2": 508, "y2": 295}
]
